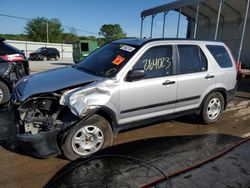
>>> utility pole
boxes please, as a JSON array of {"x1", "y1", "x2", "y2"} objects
[{"x1": 46, "y1": 21, "x2": 49, "y2": 43}]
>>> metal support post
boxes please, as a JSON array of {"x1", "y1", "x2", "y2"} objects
[
  {"x1": 150, "y1": 14, "x2": 156, "y2": 38},
  {"x1": 194, "y1": 0, "x2": 200, "y2": 39},
  {"x1": 46, "y1": 21, "x2": 49, "y2": 43},
  {"x1": 162, "y1": 11, "x2": 168, "y2": 38},
  {"x1": 214, "y1": 0, "x2": 224, "y2": 40},
  {"x1": 237, "y1": 0, "x2": 250, "y2": 65},
  {"x1": 177, "y1": 8, "x2": 181, "y2": 38}
]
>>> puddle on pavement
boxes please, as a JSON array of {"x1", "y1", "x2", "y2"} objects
[
  {"x1": 45, "y1": 134, "x2": 242, "y2": 188},
  {"x1": 157, "y1": 140, "x2": 250, "y2": 188}
]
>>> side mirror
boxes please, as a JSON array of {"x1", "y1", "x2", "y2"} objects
[{"x1": 126, "y1": 69, "x2": 145, "y2": 82}]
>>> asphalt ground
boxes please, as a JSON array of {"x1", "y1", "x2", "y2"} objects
[
  {"x1": 29, "y1": 58, "x2": 74, "y2": 73},
  {"x1": 0, "y1": 60, "x2": 249, "y2": 188}
]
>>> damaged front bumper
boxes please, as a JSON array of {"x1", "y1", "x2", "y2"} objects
[
  {"x1": 16, "y1": 129, "x2": 61, "y2": 158},
  {"x1": 4, "y1": 105, "x2": 62, "y2": 158},
  {"x1": 6, "y1": 102, "x2": 98, "y2": 158}
]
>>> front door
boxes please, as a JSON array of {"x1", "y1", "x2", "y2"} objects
[{"x1": 118, "y1": 45, "x2": 177, "y2": 125}]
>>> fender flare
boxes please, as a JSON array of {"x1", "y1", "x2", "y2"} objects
[
  {"x1": 198, "y1": 88, "x2": 228, "y2": 114},
  {"x1": 58, "y1": 106, "x2": 118, "y2": 148}
]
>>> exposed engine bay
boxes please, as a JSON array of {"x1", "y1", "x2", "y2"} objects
[{"x1": 17, "y1": 93, "x2": 79, "y2": 135}]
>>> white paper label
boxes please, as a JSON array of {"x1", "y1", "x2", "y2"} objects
[{"x1": 120, "y1": 45, "x2": 135, "y2": 52}]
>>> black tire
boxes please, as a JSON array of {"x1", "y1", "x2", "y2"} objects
[
  {"x1": 201, "y1": 92, "x2": 224, "y2": 124},
  {"x1": 43, "y1": 56, "x2": 47, "y2": 61},
  {"x1": 62, "y1": 114, "x2": 113, "y2": 160},
  {"x1": 55, "y1": 55, "x2": 59, "y2": 60},
  {"x1": 0, "y1": 81, "x2": 10, "y2": 105}
]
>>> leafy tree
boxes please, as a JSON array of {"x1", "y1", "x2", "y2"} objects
[
  {"x1": 79, "y1": 35, "x2": 96, "y2": 41},
  {"x1": 62, "y1": 33, "x2": 79, "y2": 43},
  {"x1": 0, "y1": 34, "x2": 28, "y2": 41},
  {"x1": 99, "y1": 24, "x2": 126, "y2": 43},
  {"x1": 25, "y1": 17, "x2": 63, "y2": 43}
]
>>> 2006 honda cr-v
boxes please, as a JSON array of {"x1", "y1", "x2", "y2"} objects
[{"x1": 11, "y1": 38, "x2": 237, "y2": 160}]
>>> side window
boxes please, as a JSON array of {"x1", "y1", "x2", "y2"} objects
[
  {"x1": 206, "y1": 45, "x2": 233, "y2": 68},
  {"x1": 133, "y1": 45, "x2": 172, "y2": 79},
  {"x1": 178, "y1": 45, "x2": 207, "y2": 74}
]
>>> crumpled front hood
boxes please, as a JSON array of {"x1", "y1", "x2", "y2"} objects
[{"x1": 15, "y1": 66, "x2": 102, "y2": 101}]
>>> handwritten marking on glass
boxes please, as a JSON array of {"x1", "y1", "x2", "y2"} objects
[
  {"x1": 105, "y1": 68, "x2": 117, "y2": 76},
  {"x1": 143, "y1": 57, "x2": 171, "y2": 71}
]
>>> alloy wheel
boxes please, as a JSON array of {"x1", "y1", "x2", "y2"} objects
[
  {"x1": 207, "y1": 97, "x2": 221, "y2": 120},
  {"x1": 71, "y1": 125, "x2": 104, "y2": 156}
]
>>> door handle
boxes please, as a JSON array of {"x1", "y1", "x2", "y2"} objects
[
  {"x1": 162, "y1": 80, "x2": 175, "y2": 85},
  {"x1": 205, "y1": 74, "x2": 215, "y2": 79}
]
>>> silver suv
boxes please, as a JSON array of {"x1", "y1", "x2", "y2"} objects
[{"x1": 12, "y1": 38, "x2": 237, "y2": 160}]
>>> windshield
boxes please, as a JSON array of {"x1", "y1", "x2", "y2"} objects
[
  {"x1": 76, "y1": 43, "x2": 138, "y2": 77},
  {"x1": 35, "y1": 48, "x2": 46, "y2": 53},
  {"x1": 35, "y1": 48, "x2": 42, "y2": 53}
]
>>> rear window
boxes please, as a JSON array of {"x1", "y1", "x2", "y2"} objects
[
  {"x1": 206, "y1": 45, "x2": 233, "y2": 68},
  {"x1": 0, "y1": 43, "x2": 22, "y2": 55}
]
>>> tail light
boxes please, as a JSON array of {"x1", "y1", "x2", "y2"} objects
[
  {"x1": 0, "y1": 54, "x2": 25, "y2": 62},
  {"x1": 225, "y1": 45, "x2": 242, "y2": 80},
  {"x1": 225, "y1": 45, "x2": 240, "y2": 71}
]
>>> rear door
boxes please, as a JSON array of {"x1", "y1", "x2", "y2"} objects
[
  {"x1": 175, "y1": 44, "x2": 215, "y2": 112},
  {"x1": 118, "y1": 45, "x2": 177, "y2": 125},
  {"x1": 206, "y1": 45, "x2": 237, "y2": 91}
]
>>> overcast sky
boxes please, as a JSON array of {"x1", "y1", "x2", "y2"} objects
[{"x1": 0, "y1": 0, "x2": 188, "y2": 38}]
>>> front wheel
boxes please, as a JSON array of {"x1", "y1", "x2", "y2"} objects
[
  {"x1": 201, "y1": 92, "x2": 225, "y2": 124},
  {"x1": 62, "y1": 114, "x2": 113, "y2": 160}
]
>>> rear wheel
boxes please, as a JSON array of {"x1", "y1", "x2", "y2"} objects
[
  {"x1": 55, "y1": 55, "x2": 59, "y2": 60},
  {"x1": 0, "y1": 81, "x2": 10, "y2": 105},
  {"x1": 62, "y1": 114, "x2": 113, "y2": 160},
  {"x1": 201, "y1": 92, "x2": 224, "y2": 124}
]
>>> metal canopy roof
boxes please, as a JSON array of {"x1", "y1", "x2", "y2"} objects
[
  {"x1": 140, "y1": 0, "x2": 250, "y2": 67},
  {"x1": 141, "y1": 0, "x2": 246, "y2": 23}
]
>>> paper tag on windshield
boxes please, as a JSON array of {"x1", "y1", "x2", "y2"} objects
[
  {"x1": 120, "y1": 45, "x2": 135, "y2": 52},
  {"x1": 112, "y1": 55, "x2": 125, "y2": 65}
]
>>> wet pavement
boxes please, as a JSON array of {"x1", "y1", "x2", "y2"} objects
[
  {"x1": 0, "y1": 91, "x2": 249, "y2": 187},
  {"x1": 157, "y1": 139, "x2": 250, "y2": 188},
  {"x1": 45, "y1": 134, "x2": 244, "y2": 188}
]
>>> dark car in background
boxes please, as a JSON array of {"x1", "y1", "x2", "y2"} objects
[
  {"x1": 29, "y1": 47, "x2": 60, "y2": 61},
  {"x1": 0, "y1": 38, "x2": 29, "y2": 105}
]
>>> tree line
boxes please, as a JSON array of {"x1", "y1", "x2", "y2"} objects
[{"x1": 1, "y1": 17, "x2": 126, "y2": 45}]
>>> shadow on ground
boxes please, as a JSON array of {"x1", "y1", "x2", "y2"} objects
[
  {"x1": 45, "y1": 134, "x2": 244, "y2": 188},
  {"x1": 238, "y1": 78, "x2": 250, "y2": 93}
]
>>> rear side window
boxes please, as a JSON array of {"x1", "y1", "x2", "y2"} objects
[
  {"x1": 178, "y1": 45, "x2": 207, "y2": 74},
  {"x1": 0, "y1": 43, "x2": 22, "y2": 55},
  {"x1": 133, "y1": 45, "x2": 173, "y2": 79},
  {"x1": 206, "y1": 45, "x2": 233, "y2": 68}
]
